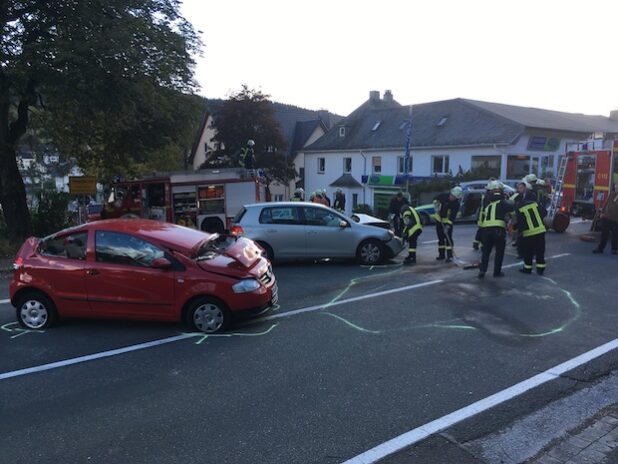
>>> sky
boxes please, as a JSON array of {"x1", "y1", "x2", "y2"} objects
[{"x1": 181, "y1": 0, "x2": 618, "y2": 118}]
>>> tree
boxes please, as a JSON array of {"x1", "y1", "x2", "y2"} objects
[
  {"x1": 1, "y1": 0, "x2": 201, "y2": 243},
  {"x1": 208, "y1": 85, "x2": 296, "y2": 186}
]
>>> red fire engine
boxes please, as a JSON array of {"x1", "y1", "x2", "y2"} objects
[
  {"x1": 560, "y1": 139, "x2": 618, "y2": 219},
  {"x1": 101, "y1": 169, "x2": 266, "y2": 233}
]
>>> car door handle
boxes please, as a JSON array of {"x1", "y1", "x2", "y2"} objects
[{"x1": 86, "y1": 269, "x2": 100, "y2": 276}]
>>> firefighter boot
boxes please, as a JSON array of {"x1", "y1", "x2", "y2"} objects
[
  {"x1": 404, "y1": 254, "x2": 416, "y2": 266},
  {"x1": 445, "y1": 249, "x2": 453, "y2": 263},
  {"x1": 436, "y1": 247, "x2": 445, "y2": 261}
]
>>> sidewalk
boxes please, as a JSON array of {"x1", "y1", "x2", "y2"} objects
[{"x1": 529, "y1": 406, "x2": 618, "y2": 464}]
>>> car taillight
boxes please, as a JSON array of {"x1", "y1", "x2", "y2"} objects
[
  {"x1": 230, "y1": 225, "x2": 244, "y2": 236},
  {"x1": 13, "y1": 257, "x2": 24, "y2": 270},
  {"x1": 560, "y1": 206, "x2": 567, "y2": 212}
]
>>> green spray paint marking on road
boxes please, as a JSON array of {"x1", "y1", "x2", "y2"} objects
[
  {"x1": 183, "y1": 323, "x2": 278, "y2": 345},
  {"x1": 323, "y1": 312, "x2": 382, "y2": 334},
  {"x1": 1, "y1": 322, "x2": 45, "y2": 340}
]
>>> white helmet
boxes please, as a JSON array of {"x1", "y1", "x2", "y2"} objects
[
  {"x1": 247, "y1": 139, "x2": 255, "y2": 147},
  {"x1": 486, "y1": 180, "x2": 501, "y2": 191},
  {"x1": 524, "y1": 173, "x2": 538, "y2": 184},
  {"x1": 518, "y1": 179, "x2": 532, "y2": 189},
  {"x1": 295, "y1": 187, "x2": 304, "y2": 194},
  {"x1": 450, "y1": 186, "x2": 463, "y2": 199},
  {"x1": 322, "y1": 188, "x2": 327, "y2": 195}
]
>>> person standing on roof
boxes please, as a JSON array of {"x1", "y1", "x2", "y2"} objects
[
  {"x1": 433, "y1": 186, "x2": 462, "y2": 262},
  {"x1": 516, "y1": 181, "x2": 547, "y2": 275},
  {"x1": 401, "y1": 203, "x2": 423, "y2": 265},
  {"x1": 592, "y1": 183, "x2": 618, "y2": 255},
  {"x1": 333, "y1": 189, "x2": 346, "y2": 213},
  {"x1": 478, "y1": 181, "x2": 514, "y2": 278}
]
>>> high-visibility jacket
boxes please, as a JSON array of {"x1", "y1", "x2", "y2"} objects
[
  {"x1": 432, "y1": 192, "x2": 460, "y2": 225},
  {"x1": 481, "y1": 193, "x2": 514, "y2": 229},
  {"x1": 517, "y1": 200, "x2": 547, "y2": 237},
  {"x1": 290, "y1": 196, "x2": 302, "y2": 202},
  {"x1": 402, "y1": 205, "x2": 423, "y2": 236}
]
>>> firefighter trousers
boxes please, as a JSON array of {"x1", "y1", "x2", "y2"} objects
[
  {"x1": 597, "y1": 218, "x2": 618, "y2": 252},
  {"x1": 479, "y1": 228, "x2": 506, "y2": 275},
  {"x1": 436, "y1": 222, "x2": 453, "y2": 258},
  {"x1": 521, "y1": 233, "x2": 546, "y2": 274},
  {"x1": 406, "y1": 229, "x2": 422, "y2": 259}
]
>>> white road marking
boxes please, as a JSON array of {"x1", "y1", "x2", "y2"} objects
[
  {"x1": 343, "y1": 336, "x2": 618, "y2": 464},
  {"x1": 0, "y1": 334, "x2": 196, "y2": 381},
  {"x1": 422, "y1": 239, "x2": 439, "y2": 244},
  {"x1": 262, "y1": 279, "x2": 444, "y2": 322},
  {"x1": 502, "y1": 253, "x2": 570, "y2": 270},
  {"x1": 0, "y1": 298, "x2": 10, "y2": 305}
]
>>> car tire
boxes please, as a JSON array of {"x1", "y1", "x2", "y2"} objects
[
  {"x1": 419, "y1": 212, "x2": 431, "y2": 226},
  {"x1": 357, "y1": 239, "x2": 385, "y2": 265},
  {"x1": 256, "y1": 241, "x2": 274, "y2": 262},
  {"x1": 185, "y1": 297, "x2": 231, "y2": 334},
  {"x1": 15, "y1": 291, "x2": 57, "y2": 330}
]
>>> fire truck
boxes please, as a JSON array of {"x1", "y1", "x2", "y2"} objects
[
  {"x1": 557, "y1": 138, "x2": 618, "y2": 220},
  {"x1": 101, "y1": 169, "x2": 267, "y2": 233}
]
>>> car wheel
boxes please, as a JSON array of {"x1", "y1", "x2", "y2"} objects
[
  {"x1": 357, "y1": 239, "x2": 384, "y2": 265},
  {"x1": 15, "y1": 292, "x2": 57, "y2": 330},
  {"x1": 419, "y1": 212, "x2": 430, "y2": 226},
  {"x1": 256, "y1": 241, "x2": 274, "y2": 262},
  {"x1": 186, "y1": 297, "x2": 231, "y2": 333}
]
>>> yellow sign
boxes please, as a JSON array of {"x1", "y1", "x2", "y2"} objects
[{"x1": 69, "y1": 176, "x2": 97, "y2": 195}]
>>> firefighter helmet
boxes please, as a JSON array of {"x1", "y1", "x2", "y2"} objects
[
  {"x1": 486, "y1": 180, "x2": 501, "y2": 191},
  {"x1": 524, "y1": 173, "x2": 538, "y2": 184},
  {"x1": 247, "y1": 139, "x2": 255, "y2": 147},
  {"x1": 450, "y1": 186, "x2": 463, "y2": 199}
]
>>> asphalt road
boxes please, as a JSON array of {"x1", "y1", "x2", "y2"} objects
[{"x1": 1, "y1": 221, "x2": 617, "y2": 464}]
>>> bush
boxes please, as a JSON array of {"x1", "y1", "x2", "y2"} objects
[
  {"x1": 352, "y1": 204, "x2": 373, "y2": 215},
  {"x1": 31, "y1": 191, "x2": 72, "y2": 237}
]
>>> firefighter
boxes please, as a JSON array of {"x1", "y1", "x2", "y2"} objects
[
  {"x1": 473, "y1": 179, "x2": 496, "y2": 251},
  {"x1": 592, "y1": 183, "x2": 618, "y2": 255},
  {"x1": 433, "y1": 186, "x2": 462, "y2": 262},
  {"x1": 333, "y1": 188, "x2": 346, "y2": 212},
  {"x1": 511, "y1": 179, "x2": 537, "y2": 259},
  {"x1": 322, "y1": 189, "x2": 331, "y2": 207},
  {"x1": 239, "y1": 139, "x2": 256, "y2": 170},
  {"x1": 516, "y1": 182, "x2": 547, "y2": 275},
  {"x1": 291, "y1": 188, "x2": 304, "y2": 201},
  {"x1": 524, "y1": 173, "x2": 548, "y2": 208},
  {"x1": 401, "y1": 203, "x2": 423, "y2": 265},
  {"x1": 478, "y1": 181, "x2": 514, "y2": 278},
  {"x1": 312, "y1": 191, "x2": 328, "y2": 206}
]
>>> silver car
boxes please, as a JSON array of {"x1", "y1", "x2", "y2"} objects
[{"x1": 231, "y1": 202, "x2": 404, "y2": 265}]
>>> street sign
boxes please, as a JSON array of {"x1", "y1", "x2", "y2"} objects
[{"x1": 69, "y1": 176, "x2": 97, "y2": 195}]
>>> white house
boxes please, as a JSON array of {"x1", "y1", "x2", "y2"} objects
[{"x1": 302, "y1": 91, "x2": 618, "y2": 216}]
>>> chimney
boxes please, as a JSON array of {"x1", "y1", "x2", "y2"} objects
[
  {"x1": 317, "y1": 109, "x2": 331, "y2": 128},
  {"x1": 383, "y1": 90, "x2": 394, "y2": 102},
  {"x1": 610, "y1": 110, "x2": 618, "y2": 121},
  {"x1": 369, "y1": 90, "x2": 380, "y2": 102}
]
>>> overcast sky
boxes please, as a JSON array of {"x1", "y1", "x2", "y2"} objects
[{"x1": 181, "y1": 0, "x2": 618, "y2": 117}]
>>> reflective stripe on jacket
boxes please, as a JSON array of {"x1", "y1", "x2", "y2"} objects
[
  {"x1": 518, "y1": 202, "x2": 546, "y2": 237},
  {"x1": 403, "y1": 206, "x2": 423, "y2": 236},
  {"x1": 481, "y1": 200, "x2": 506, "y2": 228}
]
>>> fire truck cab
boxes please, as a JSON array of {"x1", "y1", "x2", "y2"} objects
[
  {"x1": 561, "y1": 139, "x2": 618, "y2": 219},
  {"x1": 101, "y1": 169, "x2": 266, "y2": 233}
]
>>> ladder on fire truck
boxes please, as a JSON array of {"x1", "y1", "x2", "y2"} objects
[{"x1": 547, "y1": 153, "x2": 569, "y2": 220}]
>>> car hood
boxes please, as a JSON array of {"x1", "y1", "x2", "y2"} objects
[{"x1": 196, "y1": 237, "x2": 268, "y2": 279}]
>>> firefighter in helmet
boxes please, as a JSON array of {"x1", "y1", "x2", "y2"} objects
[
  {"x1": 401, "y1": 203, "x2": 423, "y2": 265},
  {"x1": 478, "y1": 180, "x2": 514, "y2": 278},
  {"x1": 433, "y1": 186, "x2": 462, "y2": 262},
  {"x1": 291, "y1": 188, "x2": 304, "y2": 201},
  {"x1": 516, "y1": 180, "x2": 547, "y2": 275}
]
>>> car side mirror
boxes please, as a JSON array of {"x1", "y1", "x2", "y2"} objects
[
  {"x1": 151, "y1": 257, "x2": 172, "y2": 270},
  {"x1": 339, "y1": 220, "x2": 349, "y2": 228}
]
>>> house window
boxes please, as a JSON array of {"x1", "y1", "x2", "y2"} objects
[
  {"x1": 343, "y1": 157, "x2": 352, "y2": 173},
  {"x1": 471, "y1": 155, "x2": 501, "y2": 178},
  {"x1": 339, "y1": 127, "x2": 346, "y2": 137},
  {"x1": 318, "y1": 157, "x2": 325, "y2": 173},
  {"x1": 352, "y1": 193, "x2": 358, "y2": 209},
  {"x1": 372, "y1": 156, "x2": 382, "y2": 174},
  {"x1": 273, "y1": 194, "x2": 284, "y2": 202},
  {"x1": 398, "y1": 156, "x2": 413, "y2": 174},
  {"x1": 432, "y1": 155, "x2": 450, "y2": 175}
]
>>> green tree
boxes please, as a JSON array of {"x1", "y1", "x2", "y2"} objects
[
  {"x1": 1, "y1": 0, "x2": 201, "y2": 243},
  {"x1": 208, "y1": 85, "x2": 296, "y2": 185}
]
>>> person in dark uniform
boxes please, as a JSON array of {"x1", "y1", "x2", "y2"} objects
[
  {"x1": 433, "y1": 186, "x2": 462, "y2": 262},
  {"x1": 333, "y1": 189, "x2": 346, "y2": 212},
  {"x1": 401, "y1": 204, "x2": 423, "y2": 265},
  {"x1": 389, "y1": 192, "x2": 409, "y2": 237},
  {"x1": 516, "y1": 182, "x2": 548, "y2": 275},
  {"x1": 478, "y1": 181, "x2": 514, "y2": 278}
]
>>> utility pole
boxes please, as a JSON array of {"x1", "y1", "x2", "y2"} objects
[{"x1": 403, "y1": 105, "x2": 413, "y2": 200}]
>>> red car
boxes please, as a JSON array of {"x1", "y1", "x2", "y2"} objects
[{"x1": 10, "y1": 219, "x2": 277, "y2": 333}]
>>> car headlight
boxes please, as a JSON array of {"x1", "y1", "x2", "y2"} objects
[{"x1": 232, "y1": 279, "x2": 261, "y2": 294}]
